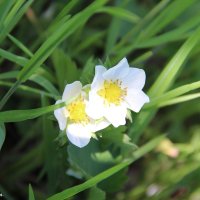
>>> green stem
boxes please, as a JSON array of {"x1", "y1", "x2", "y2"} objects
[{"x1": 0, "y1": 80, "x2": 21, "y2": 110}]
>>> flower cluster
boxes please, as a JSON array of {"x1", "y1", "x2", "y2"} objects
[{"x1": 54, "y1": 58, "x2": 149, "y2": 148}]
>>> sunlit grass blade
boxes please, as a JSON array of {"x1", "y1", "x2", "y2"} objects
[
  {"x1": 47, "y1": 135, "x2": 165, "y2": 200},
  {"x1": 28, "y1": 185, "x2": 35, "y2": 200},
  {"x1": 98, "y1": 7, "x2": 140, "y2": 23},
  {"x1": 0, "y1": 0, "x2": 33, "y2": 43},
  {"x1": 148, "y1": 27, "x2": 200, "y2": 97},
  {"x1": 0, "y1": 0, "x2": 14, "y2": 29},
  {"x1": 129, "y1": 26, "x2": 200, "y2": 142},
  {"x1": 146, "y1": 81, "x2": 200, "y2": 108},
  {"x1": 18, "y1": 0, "x2": 108, "y2": 83},
  {"x1": 0, "y1": 0, "x2": 108, "y2": 110},
  {"x1": 158, "y1": 93, "x2": 200, "y2": 107},
  {"x1": 0, "y1": 101, "x2": 66, "y2": 122}
]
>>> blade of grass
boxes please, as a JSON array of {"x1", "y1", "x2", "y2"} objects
[
  {"x1": 97, "y1": 7, "x2": 140, "y2": 23},
  {"x1": 158, "y1": 93, "x2": 200, "y2": 107},
  {"x1": 17, "y1": 0, "x2": 108, "y2": 83},
  {"x1": 0, "y1": 0, "x2": 33, "y2": 43},
  {"x1": 47, "y1": 135, "x2": 165, "y2": 200},
  {"x1": 129, "y1": 26, "x2": 200, "y2": 142},
  {"x1": 0, "y1": 0, "x2": 108, "y2": 110},
  {"x1": 0, "y1": 81, "x2": 58, "y2": 99},
  {"x1": 0, "y1": 102, "x2": 65, "y2": 122},
  {"x1": 8, "y1": 34, "x2": 33, "y2": 57},
  {"x1": 28, "y1": 185, "x2": 35, "y2": 200},
  {"x1": 0, "y1": 122, "x2": 5, "y2": 150},
  {"x1": 146, "y1": 81, "x2": 200, "y2": 108},
  {"x1": 149, "y1": 27, "x2": 200, "y2": 96},
  {"x1": 0, "y1": 0, "x2": 14, "y2": 29}
]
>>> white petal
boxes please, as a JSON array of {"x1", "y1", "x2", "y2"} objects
[
  {"x1": 125, "y1": 89, "x2": 150, "y2": 113},
  {"x1": 86, "y1": 91, "x2": 105, "y2": 119},
  {"x1": 103, "y1": 58, "x2": 129, "y2": 80},
  {"x1": 54, "y1": 100, "x2": 67, "y2": 131},
  {"x1": 103, "y1": 104, "x2": 127, "y2": 128},
  {"x1": 94, "y1": 119, "x2": 110, "y2": 132},
  {"x1": 122, "y1": 67, "x2": 146, "y2": 90},
  {"x1": 62, "y1": 81, "x2": 82, "y2": 102},
  {"x1": 91, "y1": 65, "x2": 106, "y2": 91},
  {"x1": 66, "y1": 124, "x2": 92, "y2": 148}
]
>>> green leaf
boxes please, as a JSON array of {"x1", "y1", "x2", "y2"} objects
[
  {"x1": 98, "y1": 6, "x2": 140, "y2": 23},
  {"x1": 28, "y1": 185, "x2": 35, "y2": 200},
  {"x1": 0, "y1": 80, "x2": 57, "y2": 99},
  {"x1": 159, "y1": 93, "x2": 200, "y2": 107},
  {"x1": 47, "y1": 135, "x2": 165, "y2": 200},
  {"x1": 88, "y1": 187, "x2": 105, "y2": 200},
  {"x1": 146, "y1": 81, "x2": 200, "y2": 108},
  {"x1": 17, "y1": 0, "x2": 108, "y2": 83},
  {"x1": 149, "y1": 27, "x2": 200, "y2": 97},
  {"x1": 139, "y1": 0, "x2": 199, "y2": 40},
  {"x1": 0, "y1": 102, "x2": 66, "y2": 122},
  {"x1": 129, "y1": 26, "x2": 200, "y2": 142},
  {"x1": 0, "y1": 122, "x2": 5, "y2": 150},
  {"x1": 68, "y1": 140, "x2": 115, "y2": 177},
  {"x1": 52, "y1": 49, "x2": 79, "y2": 91}
]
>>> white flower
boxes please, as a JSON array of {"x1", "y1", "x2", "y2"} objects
[
  {"x1": 54, "y1": 81, "x2": 110, "y2": 148},
  {"x1": 86, "y1": 58, "x2": 150, "y2": 128}
]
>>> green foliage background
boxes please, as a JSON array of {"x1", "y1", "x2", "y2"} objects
[{"x1": 0, "y1": 0, "x2": 200, "y2": 199}]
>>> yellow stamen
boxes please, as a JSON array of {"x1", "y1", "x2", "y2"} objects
[
  {"x1": 67, "y1": 97, "x2": 89, "y2": 124},
  {"x1": 98, "y1": 80, "x2": 126, "y2": 105}
]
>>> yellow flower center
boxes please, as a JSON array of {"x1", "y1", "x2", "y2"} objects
[
  {"x1": 98, "y1": 80, "x2": 127, "y2": 105},
  {"x1": 67, "y1": 97, "x2": 89, "y2": 124}
]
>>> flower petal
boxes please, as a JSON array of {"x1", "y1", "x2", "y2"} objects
[
  {"x1": 94, "y1": 119, "x2": 110, "y2": 132},
  {"x1": 62, "y1": 81, "x2": 82, "y2": 102},
  {"x1": 66, "y1": 124, "x2": 92, "y2": 148},
  {"x1": 54, "y1": 100, "x2": 67, "y2": 131},
  {"x1": 122, "y1": 67, "x2": 146, "y2": 90},
  {"x1": 86, "y1": 91, "x2": 105, "y2": 119},
  {"x1": 125, "y1": 89, "x2": 150, "y2": 113},
  {"x1": 103, "y1": 58, "x2": 129, "y2": 80},
  {"x1": 103, "y1": 104, "x2": 127, "y2": 127},
  {"x1": 91, "y1": 65, "x2": 106, "y2": 91}
]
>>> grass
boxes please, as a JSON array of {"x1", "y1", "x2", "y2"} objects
[{"x1": 0, "y1": 0, "x2": 200, "y2": 199}]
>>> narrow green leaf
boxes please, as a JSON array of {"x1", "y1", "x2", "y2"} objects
[
  {"x1": 0, "y1": 80, "x2": 57, "y2": 99},
  {"x1": 159, "y1": 93, "x2": 200, "y2": 107},
  {"x1": 139, "y1": 0, "x2": 199, "y2": 40},
  {"x1": 149, "y1": 26, "x2": 200, "y2": 97},
  {"x1": 47, "y1": 135, "x2": 165, "y2": 200},
  {"x1": 30, "y1": 74, "x2": 60, "y2": 96},
  {"x1": 8, "y1": 34, "x2": 33, "y2": 57},
  {"x1": 0, "y1": 0, "x2": 14, "y2": 29},
  {"x1": 0, "y1": 48, "x2": 27, "y2": 66},
  {"x1": 0, "y1": 102, "x2": 66, "y2": 123},
  {"x1": 129, "y1": 26, "x2": 200, "y2": 142},
  {"x1": 28, "y1": 185, "x2": 35, "y2": 200},
  {"x1": 18, "y1": 0, "x2": 108, "y2": 83},
  {"x1": 146, "y1": 81, "x2": 200, "y2": 108},
  {"x1": 0, "y1": 122, "x2": 5, "y2": 150},
  {"x1": 98, "y1": 6, "x2": 140, "y2": 23}
]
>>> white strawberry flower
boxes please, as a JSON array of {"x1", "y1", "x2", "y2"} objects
[
  {"x1": 54, "y1": 81, "x2": 110, "y2": 148},
  {"x1": 86, "y1": 58, "x2": 150, "y2": 128}
]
